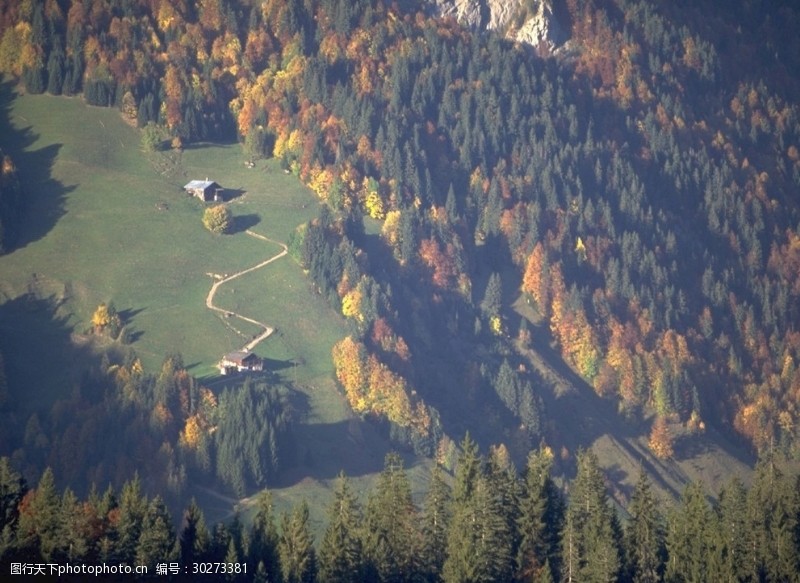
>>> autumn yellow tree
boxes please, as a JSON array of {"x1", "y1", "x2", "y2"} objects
[
  {"x1": 648, "y1": 415, "x2": 674, "y2": 459},
  {"x1": 203, "y1": 205, "x2": 232, "y2": 234},
  {"x1": 91, "y1": 302, "x2": 122, "y2": 337},
  {"x1": 332, "y1": 336, "x2": 368, "y2": 410}
]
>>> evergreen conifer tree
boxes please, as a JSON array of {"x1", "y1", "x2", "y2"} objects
[
  {"x1": 624, "y1": 467, "x2": 664, "y2": 583},
  {"x1": 135, "y1": 496, "x2": 175, "y2": 570},
  {"x1": 16, "y1": 467, "x2": 60, "y2": 561},
  {"x1": 248, "y1": 491, "x2": 282, "y2": 582},
  {"x1": 363, "y1": 453, "x2": 419, "y2": 582},
  {"x1": 744, "y1": 455, "x2": 800, "y2": 582},
  {"x1": 0, "y1": 457, "x2": 27, "y2": 561},
  {"x1": 442, "y1": 433, "x2": 498, "y2": 583},
  {"x1": 179, "y1": 499, "x2": 211, "y2": 568},
  {"x1": 562, "y1": 449, "x2": 621, "y2": 583},
  {"x1": 482, "y1": 445, "x2": 519, "y2": 582},
  {"x1": 665, "y1": 481, "x2": 711, "y2": 583},
  {"x1": 46, "y1": 47, "x2": 64, "y2": 95},
  {"x1": 60, "y1": 488, "x2": 90, "y2": 562},
  {"x1": 319, "y1": 473, "x2": 364, "y2": 583},
  {"x1": 115, "y1": 474, "x2": 147, "y2": 564},
  {"x1": 708, "y1": 477, "x2": 747, "y2": 583},
  {"x1": 420, "y1": 465, "x2": 452, "y2": 582},
  {"x1": 88, "y1": 484, "x2": 117, "y2": 564},
  {"x1": 516, "y1": 446, "x2": 562, "y2": 583},
  {"x1": 279, "y1": 501, "x2": 317, "y2": 583}
]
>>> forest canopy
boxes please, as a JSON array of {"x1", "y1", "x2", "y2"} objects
[{"x1": 1, "y1": 0, "x2": 800, "y2": 515}]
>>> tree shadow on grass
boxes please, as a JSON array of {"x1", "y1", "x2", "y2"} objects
[
  {"x1": 229, "y1": 213, "x2": 260, "y2": 234},
  {"x1": 221, "y1": 187, "x2": 246, "y2": 201},
  {"x1": 277, "y1": 417, "x2": 391, "y2": 487},
  {"x1": 0, "y1": 292, "x2": 93, "y2": 459},
  {"x1": 0, "y1": 80, "x2": 75, "y2": 252}
]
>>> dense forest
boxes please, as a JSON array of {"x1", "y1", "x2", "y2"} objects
[
  {"x1": 2, "y1": 444, "x2": 799, "y2": 582},
  {"x1": 1, "y1": 336, "x2": 293, "y2": 504},
  {"x1": 1, "y1": 0, "x2": 800, "y2": 576}
]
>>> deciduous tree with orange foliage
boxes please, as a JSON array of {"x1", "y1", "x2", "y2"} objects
[{"x1": 648, "y1": 416, "x2": 674, "y2": 459}]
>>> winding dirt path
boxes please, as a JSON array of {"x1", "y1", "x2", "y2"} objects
[{"x1": 205, "y1": 230, "x2": 288, "y2": 352}]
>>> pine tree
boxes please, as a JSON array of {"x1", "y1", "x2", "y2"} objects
[
  {"x1": 179, "y1": 499, "x2": 210, "y2": 567},
  {"x1": 744, "y1": 455, "x2": 800, "y2": 582},
  {"x1": 225, "y1": 538, "x2": 243, "y2": 582},
  {"x1": 16, "y1": 467, "x2": 61, "y2": 561},
  {"x1": 481, "y1": 272, "x2": 503, "y2": 319},
  {"x1": 115, "y1": 474, "x2": 147, "y2": 564},
  {"x1": 60, "y1": 488, "x2": 90, "y2": 562},
  {"x1": 451, "y1": 433, "x2": 481, "y2": 507},
  {"x1": 46, "y1": 46, "x2": 64, "y2": 95},
  {"x1": 708, "y1": 477, "x2": 747, "y2": 583},
  {"x1": 482, "y1": 445, "x2": 519, "y2": 582},
  {"x1": 443, "y1": 434, "x2": 509, "y2": 583},
  {"x1": 23, "y1": 63, "x2": 46, "y2": 94},
  {"x1": 562, "y1": 449, "x2": 621, "y2": 583},
  {"x1": 0, "y1": 457, "x2": 27, "y2": 561},
  {"x1": 88, "y1": 484, "x2": 117, "y2": 564},
  {"x1": 665, "y1": 481, "x2": 711, "y2": 583},
  {"x1": 624, "y1": 467, "x2": 664, "y2": 583},
  {"x1": 420, "y1": 465, "x2": 451, "y2": 582},
  {"x1": 516, "y1": 446, "x2": 563, "y2": 582},
  {"x1": 248, "y1": 491, "x2": 282, "y2": 582},
  {"x1": 319, "y1": 473, "x2": 363, "y2": 583},
  {"x1": 279, "y1": 501, "x2": 317, "y2": 583},
  {"x1": 363, "y1": 452, "x2": 419, "y2": 582},
  {"x1": 136, "y1": 496, "x2": 176, "y2": 570},
  {"x1": 560, "y1": 511, "x2": 579, "y2": 583}
]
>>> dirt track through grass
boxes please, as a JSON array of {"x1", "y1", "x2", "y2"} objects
[{"x1": 205, "y1": 229, "x2": 288, "y2": 353}]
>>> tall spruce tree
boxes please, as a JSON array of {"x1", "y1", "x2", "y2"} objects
[
  {"x1": 279, "y1": 501, "x2": 317, "y2": 583},
  {"x1": 363, "y1": 452, "x2": 420, "y2": 582},
  {"x1": 708, "y1": 477, "x2": 747, "y2": 583},
  {"x1": 562, "y1": 449, "x2": 621, "y2": 583},
  {"x1": 665, "y1": 481, "x2": 712, "y2": 583},
  {"x1": 248, "y1": 491, "x2": 282, "y2": 582},
  {"x1": 443, "y1": 435, "x2": 516, "y2": 583},
  {"x1": 46, "y1": 46, "x2": 64, "y2": 95},
  {"x1": 179, "y1": 499, "x2": 211, "y2": 568},
  {"x1": 420, "y1": 465, "x2": 452, "y2": 582},
  {"x1": 482, "y1": 445, "x2": 519, "y2": 582},
  {"x1": 88, "y1": 484, "x2": 117, "y2": 564},
  {"x1": 442, "y1": 434, "x2": 483, "y2": 582},
  {"x1": 115, "y1": 474, "x2": 147, "y2": 564},
  {"x1": 744, "y1": 455, "x2": 800, "y2": 582},
  {"x1": 624, "y1": 467, "x2": 664, "y2": 583},
  {"x1": 60, "y1": 488, "x2": 90, "y2": 562},
  {"x1": 0, "y1": 457, "x2": 27, "y2": 561},
  {"x1": 16, "y1": 467, "x2": 61, "y2": 561},
  {"x1": 135, "y1": 496, "x2": 176, "y2": 570},
  {"x1": 516, "y1": 446, "x2": 563, "y2": 583},
  {"x1": 319, "y1": 473, "x2": 364, "y2": 583}
]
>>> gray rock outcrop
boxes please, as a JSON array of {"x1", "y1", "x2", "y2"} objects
[{"x1": 428, "y1": 0, "x2": 566, "y2": 53}]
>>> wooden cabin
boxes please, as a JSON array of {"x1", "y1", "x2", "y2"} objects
[
  {"x1": 219, "y1": 350, "x2": 263, "y2": 375},
  {"x1": 184, "y1": 179, "x2": 223, "y2": 202}
]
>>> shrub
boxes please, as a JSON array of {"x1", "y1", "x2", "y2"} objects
[{"x1": 203, "y1": 205, "x2": 232, "y2": 234}]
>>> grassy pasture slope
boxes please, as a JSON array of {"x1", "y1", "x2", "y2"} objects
[
  {"x1": 0, "y1": 89, "x2": 340, "y2": 381},
  {"x1": 0, "y1": 88, "x2": 429, "y2": 528}
]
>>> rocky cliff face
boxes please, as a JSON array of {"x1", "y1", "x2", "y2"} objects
[{"x1": 428, "y1": 0, "x2": 566, "y2": 52}]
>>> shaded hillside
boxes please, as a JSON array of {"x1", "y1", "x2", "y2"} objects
[{"x1": 1, "y1": 0, "x2": 800, "y2": 501}]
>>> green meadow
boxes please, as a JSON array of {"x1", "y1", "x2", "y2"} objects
[
  {"x1": 0, "y1": 87, "x2": 342, "y2": 383},
  {"x1": 0, "y1": 85, "x2": 431, "y2": 527}
]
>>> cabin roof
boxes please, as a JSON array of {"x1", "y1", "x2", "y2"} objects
[
  {"x1": 222, "y1": 350, "x2": 258, "y2": 363},
  {"x1": 184, "y1": 179, "x2": 218, "y2": 190}
]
